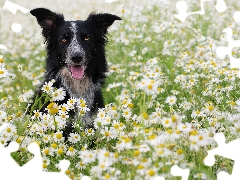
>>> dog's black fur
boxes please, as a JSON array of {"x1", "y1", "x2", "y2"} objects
[{"x1": 29, "y1": 8, "x2": 121, "y2": 137}]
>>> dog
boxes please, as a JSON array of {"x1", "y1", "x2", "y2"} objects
[{"x1": 29, "y1": 8, "x2": 121, "y2": 137}]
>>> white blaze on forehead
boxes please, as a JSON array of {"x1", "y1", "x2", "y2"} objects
[
  {"x1": 70, "y1": 22, "x2": 77, "y2": 33},
  {"x1": 66, "y1": 22, "x2": 85, "y2": 63}
]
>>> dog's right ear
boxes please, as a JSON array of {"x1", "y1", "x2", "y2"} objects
[{"x1": 30, "y1": 8, "x2": 64, "y2": 37}]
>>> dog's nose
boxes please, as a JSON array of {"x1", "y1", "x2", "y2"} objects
[{"x1": 71, "y1": 52, "x2": 83, "y2": 63}]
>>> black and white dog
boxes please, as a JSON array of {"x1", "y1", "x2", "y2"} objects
[{"x1": 30, "y1": 8, "x2": 121, "y2": 136}]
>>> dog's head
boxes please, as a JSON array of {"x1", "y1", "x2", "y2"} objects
[{"x1": 30, "y1": 8, "x2": 121, "y2": 80}]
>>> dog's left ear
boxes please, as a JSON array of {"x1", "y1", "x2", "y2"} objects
[
  {"x1": 87, "y1": 13, "x2": 121, "y2": 35},
  {"x1": 30, "y1": 8, "x2": 65, "y2": 38}
]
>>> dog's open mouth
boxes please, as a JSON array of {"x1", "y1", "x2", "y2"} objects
[{"x1": 69, "y1": 65, "x2": 85, "y2": 79}]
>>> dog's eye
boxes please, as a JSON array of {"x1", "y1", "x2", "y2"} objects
[
  {"x1": 84, "y1": 37, "x2": 90, "y2": 41},
  {"x1": 62, "y1": 39, "x2": 67, "y2": 43}
]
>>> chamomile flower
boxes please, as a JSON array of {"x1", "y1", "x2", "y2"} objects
[
  {"x1": 67, "y1": 98, "x2": 77, "y2": 109},
  {"x1": 53, "y1": 131, "x2": 64, "y2": 142},
  {"x1": 68, "y1": 133, "x2": 81, "y2": 144},
  {"x1": 100, "y1": 126, "x2": 116, "y2": 140},
  {"x1": 31, "y1": 110, "x2": 42, "y2": 120},
  {"x1": 94, "y1": 117, "x2": 107, "y2": 129},
  {"x1": 0, "y1": 66, "x2": 8, "y2": 78},
  {"x1": 116, "y1": 137, "x2": 133, "y2": 151},
  {"x1": 79, "y1": 150, "x2": 97, "y2": 164},
  {"x1": 57, "y1": 112, "x2": 69, "y2": 121},
  {"x1": 46, "y1": 102, "x2": 59, "y2": 115},
  {"x1": 122, "y1": 107, "x2": 132, "y2": 119},
  {"x1": 66, "y1": 146, "x2": 77, "y2": 156},
  {"x1": 142, "y1": 47, "x2": 148, "y2": 54},
  {"x1": 76, "y1": 160, "x2": 86, "y2": 170},
  {"x1": 194, "y1": 173, "x2": 207, "y2": 179},
  {"x1": 161, "y1": 117, "x2": 172, "y2": 128},
  {"x1": 42, "y1": 134, "x2": 51, "y2": 143},
  {"x1": 85, "y1": 128, "x2": 95, "y2": 136},
  {"x1": 4, "y1": 124, "x2": 16, "y2": 137},
  {"x1": 41, "y1": 81, "x2": 53, "y2": 94},
  {"x1": 165, "y1": 96, "x2": 177, "y2": 105},
  {"x1": 42, "y1": 147, "x2": 54, "y2": 156},
  {"x1": 97, "y1": 108, "x2": 106, "y2": 120},
  {"x1": 51, "y1": 87, "x2": 66, "y2": 101}
]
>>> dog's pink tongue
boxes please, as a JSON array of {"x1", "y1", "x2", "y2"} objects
[{"x1": 70, "y1": 65, "x2": 85, "y2": 79}]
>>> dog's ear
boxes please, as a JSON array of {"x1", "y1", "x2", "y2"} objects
[
  {"x1": 30, "y1": 8, "x2": 64, "y2": 37},
  {"x1": 87, "y1": 13, "x2": 121, "y2": 35}
]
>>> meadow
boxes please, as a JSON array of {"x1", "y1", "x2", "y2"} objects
[{"x1": 1, "y1": 0, "x2": 240, "y2": 179}]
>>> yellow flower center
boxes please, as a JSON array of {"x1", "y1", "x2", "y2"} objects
[
  {"x1": 6, "y1": 128, "x2": 11, "y2": 133},
  {"x1": 148, "y1": 169, "x2": 155, "y2": 176},
  {"x1": 42, "y1": 163, "x2": 47, "y2": 168},
  {"x1": 58, "y1": 149, "x2": 63, "y2": 154},
  {"x1": 51, "y1": 143, "x2": 57, "y2": 149},
  {"x1": 69, "y1": 147, "x2": 74, "y2": 152},
  {"x1": 44, "y1": 149, "x2": 49, "y2": 155},
  {"x1": 208, "y1": 106, "x2": 214, "y2": 111},
  {"x1": 65, "y1": 170, "x2": 71, "y2": 175},
  {"x1": 148, "y1": 85, "x2": 153, "y2": 90},
  {"x1": 134, "y1": 150, "x2": 140, "y2": 157},
  {"x1": 56, "y1": 133, "x2": 62, "y2": 139},
  {"x1": 113, "y1": 124, "x2": 119, "y2": 129},
  {"x1": 105, "y1": 131, "x2": 110, "y2": 136},
  {"x1": 142, "y1": 112, "x2": 148, "y2": 119}
]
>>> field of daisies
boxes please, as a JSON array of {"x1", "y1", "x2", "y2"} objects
[{"x1": 1, "y1": 0, "x2": 240, "y2": 179}]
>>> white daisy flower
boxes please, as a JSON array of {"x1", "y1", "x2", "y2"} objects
[
  {"x1": 165, "y1": 95, "x2": 177, "y2": 105},
  {"x1": 41, "y1": 81, "x2": 53, "y2": 94},
  {"x1": 51, "y1": 87, "x2": 66, "y2": 101},
  {"x1": 0, "y1": 66, "x2": 8, "y2": 78},
  {"x1": 68, "y1": 133, "x2": 81, "y2": 144}
]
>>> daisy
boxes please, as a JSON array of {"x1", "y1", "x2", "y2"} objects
[
  {"x1": 100, "y1": 126, "x2": 116, "y2": 140},
  {"x1": 41, "y1": 81, "x2": 53, "y2": 94},
  {"x1": 116, "y1": 137, "x2": 133, "y2": 151},
  {"x1": 58, "y1": 104, "x2": 70, "y2": 114},
  {"x1": 195, "y1": 133, "x2": 210, "y2": 147},
  {"x1": 145, "y1": 168, "x2": 159, "y2": 180},
  {"x1": 42, "y1": 147, "x2": 54, "y2": 156},
  {"x1": 161, "y1": 117, "x2": 172, "y2": 128},
  {"x1": 68, "y1": 133, "x2": 81, "y2": 144},
  {"x1": 42, "y1": 156, "x2": 50, "y2": 166},
  {"x1": 194, "y1": 173, "x2": 207, "y2": 179},
  {"x1": 51, "y1": 87, "x2": 66, "y2": 101},
  {"x1": 97, "y1": 108, "x2": 106, "y2": 120},
  {"x1": 111, "y1": 120, "x2": 121, "y2": 131},
  {"x1": 165, "y1": 95, "x2": 177, "y2": 105},
  {"x1": 76, "y1": 160, "x2": 86, "y2": 170},
  {"x1": 42, "y1": 134, "x2": 51, "y2": 143},
  {"x1": 46, "y1": 102, "x2": 59, "y2": 115},
  {"x1": 129, "y1": 50, "x2": 137, "y2": 57},
  {"x1": 142, "y1": 47, "x2": 148, "y2": 54},
  {"x1": 122, "y1": 107, "x2": 132, "y2": 119},
  {"x1": 79, "y1": 150, "x2": 97, "y2": 164},
  {"x1": 144, "y1": 79, "x2": 158, "y2": 95},
  {"x1": 90, "y1": 166, "x2": 102, "y2": 178},
  {"x1": 0, "y1": 66, "x2": 8, "y2": 78},
  {"x1": 66, "y1": 146, "x2": 77, "y2": 156},
  {"x1": 57, "y1": 112, "x2": 69, "y2": 121},
  {"x1": 85, "y1": 128, "x2": 95, "y2": 136},
  {"x1": 53, "y1": 131, "x2": 65, "y2": 142},
  {"x1": 94, "y1": 117, "x2": 106, "y2": 129},
  {"x1": 67, "y1": 98, "x2": 77, "y2": 109}
]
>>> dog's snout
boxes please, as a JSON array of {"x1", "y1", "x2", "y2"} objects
[{"x1": 71, "y1": 52, "x2": 83, "y2": 63}]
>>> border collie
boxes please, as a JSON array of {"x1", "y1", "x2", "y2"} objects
[{"x1": 30, "y1": 8, "x2": 121, "y2": 136}]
